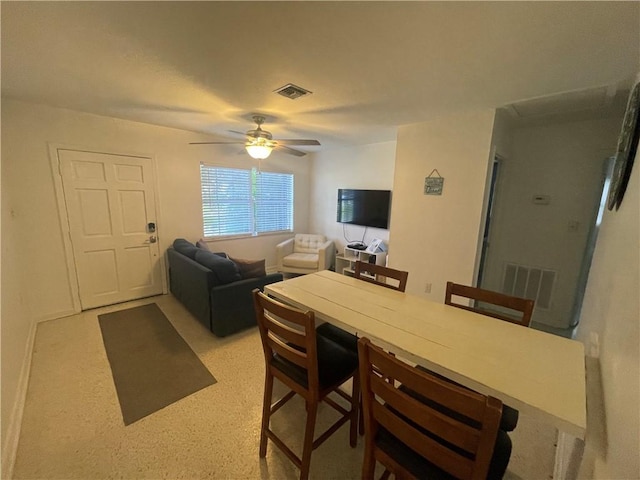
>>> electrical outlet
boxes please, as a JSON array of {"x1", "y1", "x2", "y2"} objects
[{"x1": 424, "y1": 282, "x2": 432, "y2": 294}]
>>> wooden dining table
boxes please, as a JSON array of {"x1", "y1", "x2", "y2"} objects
[{"x1": 265, "y1": 270, "x2": 586, "y2": 440}]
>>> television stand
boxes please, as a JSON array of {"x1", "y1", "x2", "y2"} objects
[{"x1": 335, "y1": 246, "x2": 387, "y2": 277}]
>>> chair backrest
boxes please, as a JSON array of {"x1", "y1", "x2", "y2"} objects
[
  {"x1": 252, "y1": 289, "x2": 319, "y2": 392},
  {"x1": 354, "y1": 261, "x2": 408, "y2": 292},
  {"x1": 357, "y1": 337, "x2": 503, "y2": 480},
  {"x1": 445, "y1": 281, "x2": 534, "y2": 327},
  {"x1": 293, "y1": 234, "x2": 327, "y2": 254}
]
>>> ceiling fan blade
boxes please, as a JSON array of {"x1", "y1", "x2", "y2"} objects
[
  {"x1": 189, "y1": 141, "x2": 245, "y2": 145},
  {"x1": 276, "y1": 139, "x2": 321, "y2": 146},
  {"x1": 275, "y1": 144, "x2": 306, "y2": 157},
  {"x1": 229, "y1": 130, "x2": 250, "y2": 137}
]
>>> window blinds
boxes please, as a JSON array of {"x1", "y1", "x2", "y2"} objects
[{"x1": 200, "y1": 164, "x2": 293, "y2": 237}]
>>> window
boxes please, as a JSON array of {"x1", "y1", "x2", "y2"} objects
[{"x1": 200, "y1": 164, "x2": 293, "y2": 237}]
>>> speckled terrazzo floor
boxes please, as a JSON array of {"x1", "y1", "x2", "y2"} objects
[{"x1": 12, "y1": 294, "x2": 557, "y2": 479}]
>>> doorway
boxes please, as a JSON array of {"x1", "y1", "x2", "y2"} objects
[
  {"x1": 56, "y1": 148, "x2": 164, "y2": 310},
  {"x1": 476, "y1": 151, "x2": 613, "y2": 334},
  {"x1": 569, "y1": 156, "x2": 615, "y2": 328},
  {"x1": 477, "y1": 155, "x2": 501, "y2": 288}
]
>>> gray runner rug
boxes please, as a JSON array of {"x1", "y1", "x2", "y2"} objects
[{"x1": 98, "y1": 303, "x2": 216, "y2": 425}]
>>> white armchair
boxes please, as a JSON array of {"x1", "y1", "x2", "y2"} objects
[{"x1": 276, "y1": 234, "x2": 335, "y2": 275}]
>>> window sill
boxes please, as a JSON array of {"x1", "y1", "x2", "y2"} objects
[{"x1": 203, "y1": 230, "x2": 293, "y2": 242}]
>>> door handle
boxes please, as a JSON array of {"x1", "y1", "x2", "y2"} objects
[{"x1": 145, "y1": 235, "x2": 157, "y2": 244}]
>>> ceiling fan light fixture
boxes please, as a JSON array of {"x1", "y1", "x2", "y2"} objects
[
  {"x1": 190, "y1": 115, "x2": 317, "y2": 158},
  {"x1": 246, "y1": 143, "x2": 273, "y2": 159}
]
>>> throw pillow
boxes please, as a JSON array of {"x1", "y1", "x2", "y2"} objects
[
  {"x1": 196, "y1": 238, "x2": 211, "y2": 251},
  {"x1": 195, "y1": 250, "x2": 242, "y2": 284},
  {"x1": 173, "y1": 238, "x2": 199, "y2": 260},
  {"x1": 231, "y1": 257, "x2": 266, "y2": 279}
]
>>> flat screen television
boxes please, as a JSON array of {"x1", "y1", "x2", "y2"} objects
[{"x1": 336, "y1": 189, "x2": 391, "y2": 229}]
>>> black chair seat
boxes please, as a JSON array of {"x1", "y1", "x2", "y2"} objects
[
  {"x1": 272, "y1": 334, "x2": 358, "y2": 390},
  {"x1": 499, "y1": 404, "x2": 519, "y2": 432},
  {"x1": 317, "y1": 322, "x2": 358, "y2": 352}
]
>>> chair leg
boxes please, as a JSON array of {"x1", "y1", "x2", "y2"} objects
[
  {"x1": 259, "y1": 371, "x2": 274, "y2": 457},
  {"x1": 361, "y1": 442, "x2": 376, "y2": 480},
  {"x1": 350, "y1": 372, "x2": 360, "y2": 447},
  {"x1": 299, "y1": 400, "x2": 318, "y2": 480}
]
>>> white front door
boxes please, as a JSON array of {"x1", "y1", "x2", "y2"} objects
[{"x1": 58, "y1": 149, "x2": 163, "y2": 309}]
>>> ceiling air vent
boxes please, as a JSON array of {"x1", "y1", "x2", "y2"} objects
[{"x1": 274, "y1": 83, "x2": 312, "y2": 100}]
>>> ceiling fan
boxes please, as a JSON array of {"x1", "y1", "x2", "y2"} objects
[{"x1": 190, "y1": 115, "x2": 320, "y2": 159}]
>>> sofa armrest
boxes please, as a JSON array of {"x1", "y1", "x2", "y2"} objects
[
  {"x1": 167, "y1": 248, "x2": 216, "y2": 329},
  {"x1": 317, "y1": 240, "x2": 335, "y2": 270},
  {"x1": 276, "y1": 237, "x2": 295, "y2": 271},
  {"x1": 209, "y1": 273, "x2": 283, "y2": 337}
]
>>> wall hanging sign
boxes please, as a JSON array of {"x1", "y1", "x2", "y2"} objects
[{"x1": 424, "y1": 169, "x2": 444, "y2": 195}]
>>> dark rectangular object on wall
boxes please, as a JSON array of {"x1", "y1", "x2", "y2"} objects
[{"x1": 336, "y1": 189, "x2": 391, "y2": 229}]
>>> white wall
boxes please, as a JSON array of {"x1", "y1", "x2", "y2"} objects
[
  {"x1": 491, "y1": 109, "x2": 515, "y2": 160},
  {"x1": 0, "y1": 99, "x2": 310, "y2": 467},
  {"x1": 310, "y1": 141, "x2": 397, "y2": 253},
  {"x1": 0, "y1": 119, "x2": 36, "y2": 475},
  {"x1": 482, "y1": 117, "x2": 622, "y2": 328},
  {"x1": 575, "y1": 148, "x2": 639, "y2": 479},
  {"x1": 389, "y1": 110, "x2": 496, "y2": 299}
]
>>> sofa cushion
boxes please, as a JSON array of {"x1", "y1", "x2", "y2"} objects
[
  {"x1": 173, "y1": 238, "x2": 199, "y2": 260},
  {"x1": 195, "y1": 250, "x2": 242, "y2": 284},
  {"x1": 196, "y1": 238, "x2": 211, "y2": 251},
  {"x1": 294, "y1": 234, "x2": 327, "y2": 254},
  {"x1": 230, "y1": 257, "x2": 266, "y2": 279},
  {"x1": 282, "y1": 252, "x2": 319, "y2": 269}
]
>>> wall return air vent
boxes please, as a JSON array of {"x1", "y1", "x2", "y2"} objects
[
  {"x1": 502, "y1": 262, "x2": 556, "y2": 310},
  {"x1": 274, "y1": 83, "x2": 312, "y2": 100}
]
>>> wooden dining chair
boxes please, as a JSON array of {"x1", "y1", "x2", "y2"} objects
[
  {"x1": 445, "y1": 281, "x2": 535, "y2": 327},
  {"x1": 252, "y1": 290, "x2": 360, "y2": 480},
  {"x1": 438, "y1": 281, "x2": 535, "y2": 433},
  {"x1": 354, "y1": 261, "x2": 409, "y2": 292},
  {"x1": 357, "y1": 337, "x2": 512, "y2": 480}
]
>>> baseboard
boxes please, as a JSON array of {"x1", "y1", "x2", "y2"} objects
[
  {"x1": 1, "y1": 320, "x2": 38, "y2": 479},
  {"x1": 35, "y1": 308, "x2": 79, "y2": 323}
]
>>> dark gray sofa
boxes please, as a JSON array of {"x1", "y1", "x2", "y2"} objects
[{"x1": 167, "y1": 240, "x2": 283, "y2": 337}]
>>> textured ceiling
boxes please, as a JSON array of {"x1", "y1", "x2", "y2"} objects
[{"x1": 2, "y1": 1, "x2": 639, "y2": 151}]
